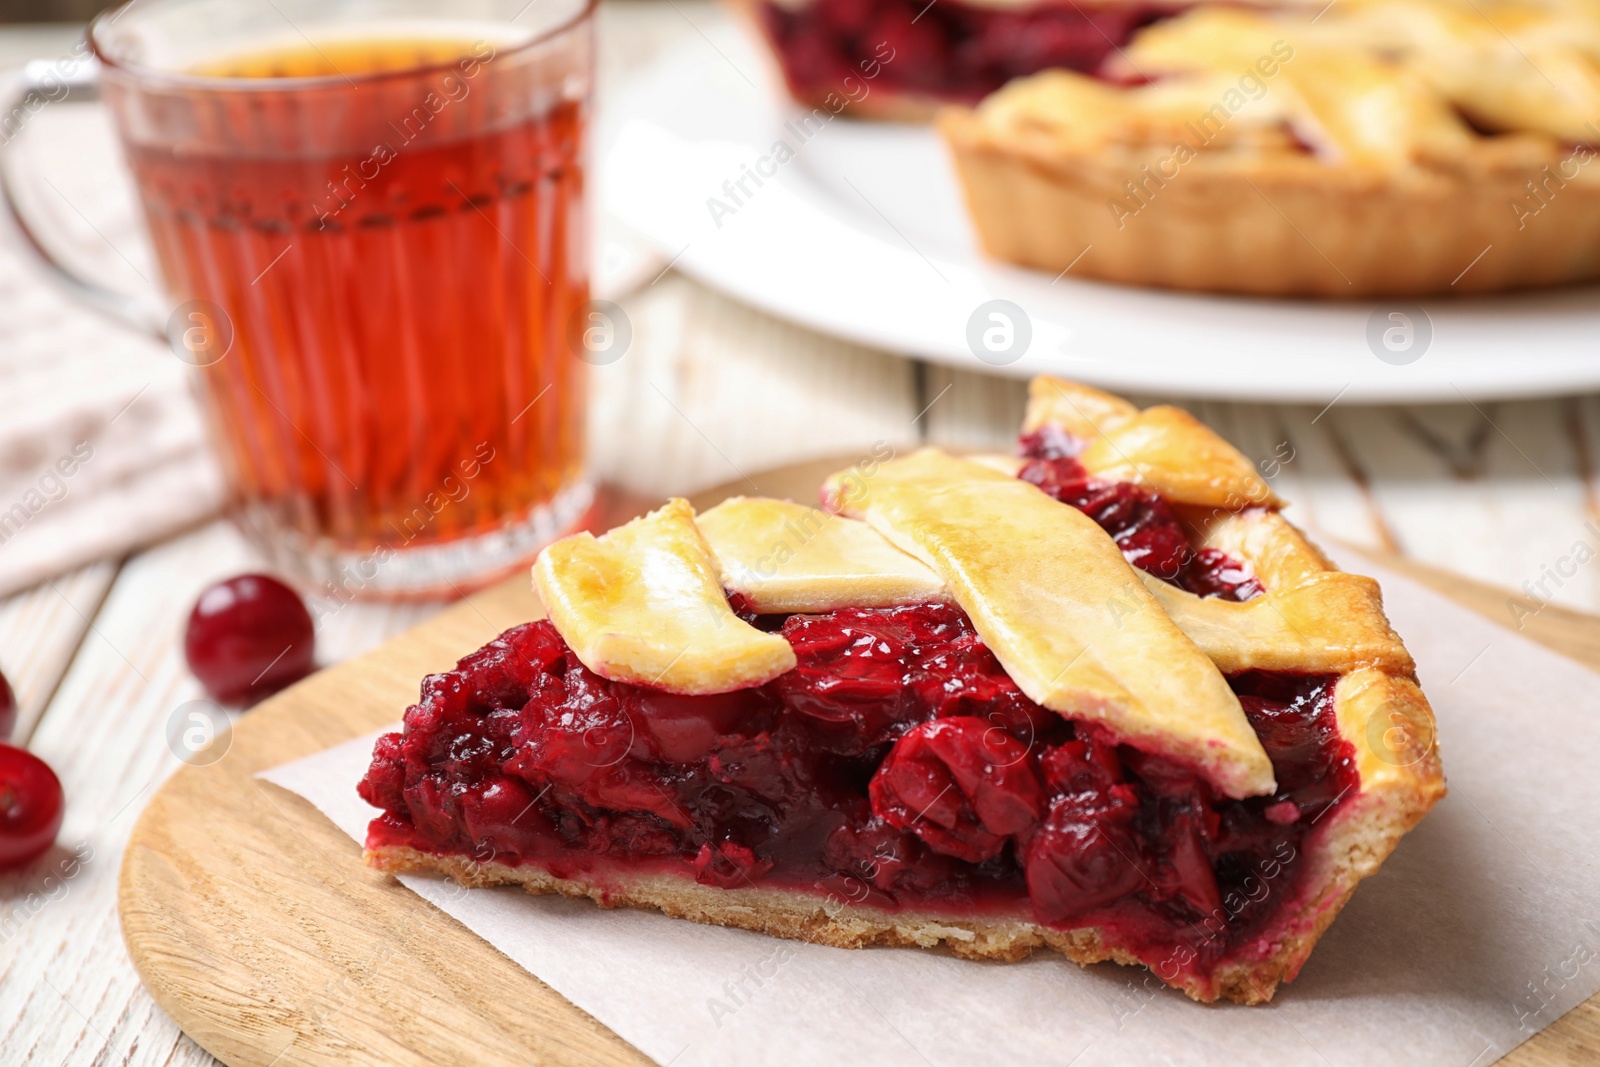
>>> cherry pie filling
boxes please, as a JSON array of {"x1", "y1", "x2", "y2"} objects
[
  {"x1": 755, "y1": 0, "x2": 1184, "y2": 106},
  {"x1": 1017, "y1": 427, "x2": 1265, "y2": 601},
  {"x1": 362, "y1": 447, "x2": 1354, "y2": 983},
  {"x1": 362, "y1": 607, "x2": 1354, "y2": 981}
]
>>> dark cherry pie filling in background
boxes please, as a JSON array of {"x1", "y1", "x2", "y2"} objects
[
  {"x1": 754, "y1": 0, "x2": 1182, "y2": 106},
  {"x1": 362, "y1": 443, "x2": 1356, "y2": 983}
]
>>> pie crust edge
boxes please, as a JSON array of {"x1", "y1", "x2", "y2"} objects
[{"x1": 940, "y1": 110, "x2": 1600, "y2": 296}]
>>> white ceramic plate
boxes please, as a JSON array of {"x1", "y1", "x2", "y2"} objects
[{"x1": 598, "y1": 26, "x2": 1600, "y2": 403}]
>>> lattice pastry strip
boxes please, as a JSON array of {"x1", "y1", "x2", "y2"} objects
[
  {"x1": 532, "y1": 497, "x2": 796, "y2": 694},
  {"x1": 818, "y1": 448, "x2": 1276, "y2": 798},
  {"x1": 1021, "y1": 376, "x2": 1280, "y2": 510}
]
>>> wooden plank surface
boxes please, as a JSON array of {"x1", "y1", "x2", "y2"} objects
[
  {"x1": 0, "y1": 562, "x2": 117, "y2": 744},
  {"x1": 0, "y1": 522, "x2": 448, "y2": 1067}
]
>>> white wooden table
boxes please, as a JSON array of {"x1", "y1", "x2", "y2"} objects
[{"x1": 3, "y1": 4, "x2": 1600, "y2": 1063}]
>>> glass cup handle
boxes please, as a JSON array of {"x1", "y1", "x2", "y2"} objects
[{"x1": 0, "y1": 56, "x2": 163, "y2": 337}]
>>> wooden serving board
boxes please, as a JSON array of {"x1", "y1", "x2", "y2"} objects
[{"x1": 119, "y1": 459, "x2": 1600, "y2": 1067}]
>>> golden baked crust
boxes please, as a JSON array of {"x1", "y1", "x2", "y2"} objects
[
  {"x1": 1023, "y1": 376, "x2": 1282, "y2": 509},
  {"x1": 697, "y1": 496, "x2": 946, "y2": 612},
  {"x1": 1025, "y1": 378, "x2": 1408, "y2": 673},
  {"x1": 533, "y1": 499, "x2": 796, "y2": 695},
  {"x1": 939, "y1": 0, "x2": 1600, "y2": 295},
  {"x1": 371, "y1": 374, "x2": 1445, "y2": 1004},
  {"x1": 818, "y1": 448, "x2": 1277, "y2": 799},
  {"x1": 942, "y1": 114, "x2": 1600, "y2": 295}
]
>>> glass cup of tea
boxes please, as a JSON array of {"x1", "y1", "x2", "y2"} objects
[{"x1": 1, "y1": 0, "x2": 596, "y2": 599}]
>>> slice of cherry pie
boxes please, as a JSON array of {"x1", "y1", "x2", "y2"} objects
[{"x1": 360, "y1": 375, "x2": 1444, "y2": 1004}]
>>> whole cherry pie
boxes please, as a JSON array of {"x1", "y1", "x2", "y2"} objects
[
  {"x1": 360, "y1": 376, "x2": 1445, "y2": 1004},
  {"x1": 732, "y1": 0, "x2": 1600, "y2": 295},
  {"x1": 942, "y1": 0, "x2": 1600, "y2": 295}
]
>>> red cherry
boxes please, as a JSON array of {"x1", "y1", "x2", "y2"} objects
[
  {"x1": 0, "y1": 744, "x2": 63, "y2": 870},
  {"x1": 184, "y1": 574, "x2": 315, "y2": 705},
  {"x1": 0, "y1": 670, "x2": 15, "y2": 741},
  {"x1": 870, "y1": 717, "x2": 1045, "y2": 863}
]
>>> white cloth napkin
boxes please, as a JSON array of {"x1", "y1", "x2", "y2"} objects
[
  {"x1": 0, "y1": 233, "x2": 224, "y2": 599},
  {"x1": 261, "y1": 549, "x2": 1600, "y2": 1067},
  {"x1": 0, "y1": 88, "x2": 225, "y2": 597}
]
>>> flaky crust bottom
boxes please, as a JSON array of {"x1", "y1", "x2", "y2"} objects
[
  {"x1": 940, "y1": 112, "x2": 1600, "y2": 296},
  {"x1": 366, "y1": 772, "x2": 1433, "y2": 1009}
]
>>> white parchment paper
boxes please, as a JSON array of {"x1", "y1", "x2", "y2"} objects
[{"x1": 260, "y1": 553, "x2": 1600, "y2": 1066}]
